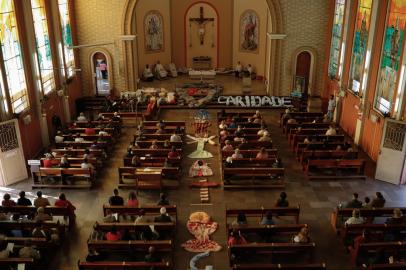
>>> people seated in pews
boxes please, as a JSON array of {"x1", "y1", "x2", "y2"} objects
[
  {"x1": 0, "y1": 241, "x2": 9, "y2": 258},
  {"x1": 157, "y1": 193, "x2": 170, "y2": 206},
  {"x1": 154, "y1": 207, "x2": 172, "y2": 222},
  {"x1": 292, "y1": 227, "x2": 310, "y2": 243},
  {"x1": 84, "y1": 126, "x2": 96, "y2": 135},
  {"x1": 231, "y1": 149, "x2": 243, "y2": 159},
  {"x1": 344, "y1": 193, "x2": 363, "y2": 208},
  {"x1": 17, "y1": 191, "x2": 32, "y2": 206},
  {"x1": 34, "y1": 207, "x2": 52, "y2": 222},
  {"x1": 59, "y1": 154, "x2": 70, "y2": 169},
  {"x1": 77, "y1": 112, "x2": 87, "y2": 122},
  {"x1": 34, "y1": 191, "x2": 50, "y2": 208},
  {"x1": 163, "y1": 140, "x2": 171, "y2": 149},
  {"x1": 98, "y1": 128, "x2": 109, "y2": 136},
  {"x1": 170, "y1": 133, "x2": 182, "y2": 143},
  {"x1": 155, "y1": 126, "x2": 165, "y2": 134},
  {"x1": 219, "y1": 120, "x2": 228, "y2": 130},
  {"x1": 343, "y1": 141, "x2": 354, "y2": 152},
  {"x1": 257, "y1": 126, "x2": 268, "y2": 136},
  {"x1": 287, "y1": 118, "x2": 297, "y2": 124},
  {"x1": 303, "y1": 136, "x2": 310, "y2": 144},
  {"x1": 134, "y1": 209, "x2": 148, "y2": 224},
  {"x1": 362, "y1": 197, "x2": 371, "y2": 208},
  {"x1": 145, "y1": 246, "x2": 161, "y2": 263},
  {"x1": 272, "y1": 158, "x2": 283, "y2": 168},
  {"x1": 143, "y1": 64, "x2": 154, "y2": 81},
  {"x1": 55, "y1": 131, "x2": 64, "y2": 143},
  {"x1": 275, "y1": 192, "x2": 289, "y2": 207},
  {"x1": 103, "y1": 209, "x2": 117, "y2": 223},
  {"x1": 238, "y1": 138, "x2": 249, "y2": 150},
  {"x1": 150, "y1": 140, "x2": 159, "y2": 150},
  {"x1": 19, "y1": 240, "x2": 41, "y2": 260},
  {"x1": 386, "y1": 208, "x2": 404, "y2": 224},
  {"x1": 260, "y1": 211, "x2": 275, "y2": 225},
  {"x1": 188, "y1": 160, "x2": 213, "y2": 177},
  {"x1": 222, "y1": 140, "x2": 233, "y2": 151},
  {"x1": 235, "y1": 61, "x2": 243, "y2": 78},
  {"x1": 228, "y1": 119, "x2": 237, "y2": 129},
  {"x1": 131, "y1": 155, "x2": 141, "y2": 167},
  {"x1": 234, "y1": 134, "x2": 243, "y2": 142},
  {"x1": 258, "y1": 131, "x2": 272, "y2": 142},
  {"x1": 154, "y1": 61, "x2": 168, "y2": 79},
  {"x1": 74, "y1": 134, "x2": 85, "y2": 143},
  {"x1": 2, "y1": 193, "x2": 16, "y2": 207},
  {"x1": 55, "y1": 193, "x2": 76, "y2": 217},
  {"x1": 256, "y1": 147, "x2": 269, "y2": 159},
  {"x1": 371, "y1": 192, "x2": 386, "y2": 208},
  {"x1": 252, "y1": 110, "x2": 262, "y2": 120},
  {"x1": 109, "y1": 189, "x2": 124, "y2": 206},
  {"x1": 106, "y1": 225, "x2": 122, "y2": 241},
  {"x1": 43, "y1": 154, "x2": 57, "y2": 168},
  {"x1": 140, "y1": 225, "x2": 159, "y2": 240},
  {"x1": 228, "y1": 229, "x2": 247, "y2": 246},
  {"x1": 127, "y1": 191, "x2": 139, "y2": 207},
  {"x1": 220, "y1": 128, "x2": 229, "y2": 143},
  {"x1": 234, "y1": 125, "x2": 245, "y2": 137},
  {"x1": 345, "y1": 209, "x2": 364, "y2": 225},
  {"x1": 96, "y1": 113, "x2": 105, "y2": 121},
  {"x1": 81, "y1": 158, "x2": 94, "y2": 171},
  {"x1": 325, "y1": 124, "x2": 337, "y2": 136},
  {"x1": 232, "y1": 213, "x2": 247, "y2": 226}
]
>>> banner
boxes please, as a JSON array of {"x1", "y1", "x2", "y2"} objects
[{"x1": 217, "y1": 96, "x2": 293, "y2": 107}]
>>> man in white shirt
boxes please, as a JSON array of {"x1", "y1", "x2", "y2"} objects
[
  {"x1": 143, "y1": 64, "x2": 154, "y2": 82},
  {"x1": 98, "y1": 129, "x2": 108, "y2": 136},
  {"x1": 235, "y1": 61, "x2": 243, "y2": 78},
  {"x1": 77, "y1": 112, "x2": 87, "y2": 122},
  {"x1": 170, "y1": 133, "x2": 182, "y2": 142},
  {"x1": 155, "y1": 61, "x2": 168, "y2": 79},
  {"x1": 74, "y1": 136, "x2": 84, "y2": 143},
  {"x1": 55, "y1": 131, "x2": 64, "y2": 143},
  {"x1": 81, "y1": 159, "x2": 94, "y2": 170},
  {"x1": 345, "y1": 209, "x2": 364, "y2": 225},
  {"x1": 325, "y1": 125, "x2": 337, "y2": 136},
  {"x1": 327, "y1": 95, "x2": 336, "y2": 121}
]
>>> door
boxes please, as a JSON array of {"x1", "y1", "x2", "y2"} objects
[
  {"x1": 295, "y1": 51, "x2": 311, "y2": 94},
  {"x1": 0, "y1": 119, "x2": 28, "y2": 186},
  {"x1": 375, "y1": 119, "x2": 406, "y2": 185}
]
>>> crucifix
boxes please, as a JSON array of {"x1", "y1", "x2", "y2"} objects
[{"x1": 189, "y1": 6, "x2": 215, "y2": 45}]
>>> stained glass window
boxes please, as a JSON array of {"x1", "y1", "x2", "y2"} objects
[
  {"x1": 31, "y1": 0, "x2": 55, "y2": 95},
  {"x1": 58, "y1": 0, "x2": 75, "y2": 77},
  {"x1": 328, "y1": 0, "x2": 346, "y2": 79},
  {"x1": 375, "y1": 0, "x2": 406, "y2": 114},
  {"x1": 0, "y1": 0, "x2": 29, "y2": 113},
  {"x1": 348, "y1": 0, "x2": 373, "y2": 95}
]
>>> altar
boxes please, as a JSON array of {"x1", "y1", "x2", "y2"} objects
[
  {"x1": 189, "y1": 69, "x2": 216, "y2": 80},
  {"x1": 192, "y1": 56, "x2": 212, "y2": 70}
]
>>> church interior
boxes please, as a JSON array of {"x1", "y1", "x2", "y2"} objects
[{"x1": 0, "y1": 0, "x2": 405, "y2": 269}]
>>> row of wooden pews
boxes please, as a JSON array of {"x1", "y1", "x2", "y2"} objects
[
  {"x1": 226, "y1": 207, "x2": 327, "y2": 269},
  {"x1": 330, "y1": 206, "x2": 406, "y2": 268},
  {"x1": 0, "y1": 204, "x2": 74, "y2": 269},
  {"x1": 31, "y1": 119, "x2": 123, "y2": 189},
  {"x1": 218, "y1": 111, "x2": 285, "y2": 189},
  {"x1": 279, "y1": 110, "x2": 366, "y2": 180},
  {"x1": 77, "y1": 204, "x2": 177, "y2": 269},
  {"x1": 118, "y1": 121, "x2": 186, "y2": 192}
]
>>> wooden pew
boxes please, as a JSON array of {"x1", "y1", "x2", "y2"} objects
[
  {"x1": 300, "y1": 150, "x2": 358, "y2": 165},
  {"x1": 222, "y1": 149, "x2": 278, "y2": 158},
  {"x1": 133, "y1": 134, "x2": 184, "y2": 141},
  {"x1": 62, "y1": 134, "x2": 113, "y2": 142},
  {"x1": 223, "y1": 158, "x2": 277, "y2": 167},
  {"x1": 50, "y1": 149, "x2": 104, "y2": 158},
  {"x1": 223, "y1": 167, "x2": 285, "y2": 189},
  {"x1": 232, "y1": 263, "x2": 327, "y2": 269},
  {"x1": 33, "y1": 167, "x2": 94, "y2": 189},
  {"x1": 102, "y1": 205, "x2": 177, "y2": 222},
  {"x1": 94, "y1": 222, "x2": 175, "y2": 239},
  {"x1": 118, "y1": 167, "x2": 180, "y2": 190},
  {"x1": 221, "y1": 141, "x2": 273, "y2": 149},
  {"x1": 0, "y1": 206, "x2": 73, "y2": 224},
  {"x1": 341, "y1": 223, "x2": 406, "y2": 243},
  {"x1": 330, "y1": 207, "x2": 406, "y2": 234},
  {"x1": 350, "y1": 241, "x2": 406, "y2": 266},
  {"x1": 295, "y1": 141, "x2": 346, "y2": 156},
  {"x1": 227, "y1": 128, "x2": 263, "y2": 134},
  {"x1": 87, "y1": 239, "x2": 173, "y2": 252},
  {"x1": 0, "y1": 220, "x2": 65, "y2": 237},
  {"x1": 55, "y1": 141, "x2": 108, "y2": 151},
  {"x1": 305, "y1": 159, "x2": 366, "y2": 180},
  {"x1": 288, "y1": 129, "x2": 339, "y2": 146},
  {"x1": 280, "y1": 112, "x2": 324, "y2": 126},
  {"x1": 0, "y1": 258, "x2": 34, "y2": 267},
  {"x1": 367, "y1": 263, "x2": 406, "y2": 269},
  {"x1": 40, "y1": 157, "x2": 99, "y2": 168},
  {"x1": 291, "y1": 134, "x2": 344, "y2": 150},
  {"x1": 134, "y1": 141, "x2": 183, "y2": 149},
  {"x1": 78, "y1": 261, "x2": 172, "y2": 270},
  {"x1": 100, "y1": 112, "x2": 143, "y2": 119},
  {"x1": 129, "y1": 149, "x2": 182, "y2": 157},
  {"x1": 284, "y1": 122, "x2": 330, "y2": 134},
  {"x1": 142, "y1": 121, "x2": 186, "y2": 127},
  {"x1": 123, "y1": 156, "x2": 181, "y2": 167},
  {"x1": 226, "y1": 207, "x2": 300, "y2": 224},
  {"x1": 68, "y1": 127, "x2": 115, "y2": 135}
]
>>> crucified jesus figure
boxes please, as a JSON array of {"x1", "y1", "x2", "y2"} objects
[{"x1": 189, "y1": 6, "x2": 215, "y2": 45}]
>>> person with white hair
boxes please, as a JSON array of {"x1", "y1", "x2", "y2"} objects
[
  {"x1": 77, "y1": 112, "x2": 87, "y2": 122},
  {"x1": 170, "y1": 133, "x2": 182, "y2": 143},
  {"x1": 154, "y1": 207, "x2": 172, "y2": 222},
  {"x1": 258, "y1": 131, "x2": 272, "y2": 142},
  {"x1": 55, "y1": 131, "x2": 64, "y2": 143}
]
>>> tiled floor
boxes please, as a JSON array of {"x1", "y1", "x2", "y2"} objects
[{"x1": 5, "y1": 76, "x2": 406, "y2": 270}]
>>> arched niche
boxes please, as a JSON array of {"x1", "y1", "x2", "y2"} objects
[
  {"x1": 88, "y1": 48, "x2": 114, "y2": 96},
  {"x1": 291, "y1": 46, "x2": 317, "y2": 97},
  {"x1": 121, "y1": 0, "x2": 284, "y2": 95}
]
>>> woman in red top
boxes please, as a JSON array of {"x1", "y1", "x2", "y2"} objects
[
  {"x1": 106, "y1": 226, "x2": 122, "y2": 241},
  {"x1": 167, "y1": 146, "x2": 179, "y2": 159},
  {"x1": 227, "y1": 230, "x2": 247, "y2": 246},
  {"x1": 127, "y1": 191, "x2": 139, "y2": 207},
  {"x1": 2, "y1": 193, "x2": 16, "y2": 207},
  {"x1": 55, "y1": 193, "x2": 76, "y2": 217},
  {"x1": 85, "y1": 127, "x2": 96, "y2": 135}
]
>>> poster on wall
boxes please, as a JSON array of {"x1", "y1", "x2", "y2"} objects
[
  {"x1": 376, "y1": 0, "x2": 406, "y2": 113},
  {"x1": 348, "y1": 0, "x2": 372, "y2": 95},
  {"x1": 240, "y1": 10, "x2": 259, "y2": 53},
  {"x1": 328, "y1": 0, "x2": 346, "y2": 78},
  {"x1": 293, "y1": 76, "x2": 306, "y2": 93},
  {"x1": 144, "y1": 10, "x2": 164, "y2": 53}
]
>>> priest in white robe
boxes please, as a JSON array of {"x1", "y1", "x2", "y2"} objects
[
  {"x1": 155, "y1": 61, "x2": 168, "y2": 79},
  {"x1": 143, "y1": 64, "x2": 154, "y2": 81}
]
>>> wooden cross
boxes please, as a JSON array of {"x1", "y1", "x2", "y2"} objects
[{"x1": 189, "y1": 6, "x2": 215, "y2": 45}]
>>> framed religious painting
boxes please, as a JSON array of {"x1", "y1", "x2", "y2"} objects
[
  {"x1": 293, "y1": 76, "x2": 306, "y2": 93},
  {"x1": 240, "y1": 10, "x2": 259, "y2": 53},
  {"x1": 375, "y1": 0, "x2": 406, "y2": 114},
  {"x1": 144, "y1": 10, "x2": 164, "y2": 53}
]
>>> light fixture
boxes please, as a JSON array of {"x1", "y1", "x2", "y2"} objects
[
  {"x1": 68, "y1": 35, "x2": 137, "y2": 49},
  {"x1": 266, "y1": 33, "x2": 287, "y2": 39}
]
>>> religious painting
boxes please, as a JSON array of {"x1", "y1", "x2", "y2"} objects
[
  {"x1": 375, "y1": 0, "x2": 406, "y2": 113},
  {"x1": 144, "y1": 11, "x2": 164, "y2": 53},
  {"x1": 328, "y1": 0, "x2": 346, "y2": 78},
  {"x1": 348, "y1": 0, "x2": 373, "y2": 95},
  {"x1": 293, "y1": 76, "x2": 306, "y2": 93},
  {"x1": 240, "y1": 10, "x2": 259, "y2": 53}
]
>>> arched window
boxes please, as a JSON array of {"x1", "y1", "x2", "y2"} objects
[
  {"x1": 31, "y1": 0, "x2": 56, "y2": 95},
  {"x1": 0, "y1": 0, "x2": 29, "y2": 113},
  {"x1": 328, "y1": 0, "x2": 347, "y2": 79},
  {"x1": 58, "y1": 0, "x2": 75, "y2": 78}
]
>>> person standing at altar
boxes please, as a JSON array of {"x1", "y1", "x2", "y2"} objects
[
  {"x1": 235, "y1": 61, "x2": 243, "y2": 78},
  {"x1": 143, "y1": 64, "x2": 154, "y2": 82},
  {"x1": 155, "y1": 61, "x2": 168, "y2": 79}
]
